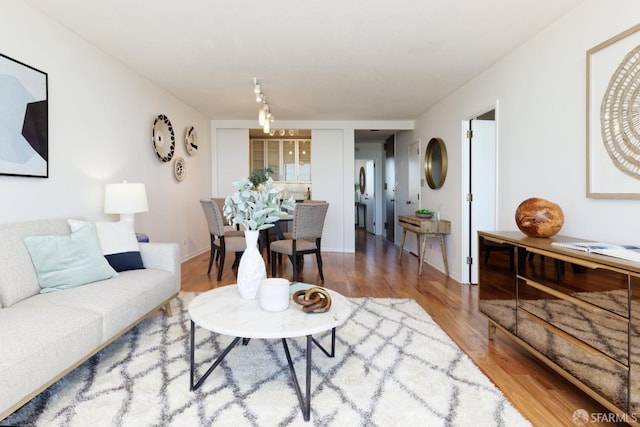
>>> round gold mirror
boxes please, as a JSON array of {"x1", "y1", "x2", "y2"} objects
[
  {"x1": 424, "y1": 137, "x2": 448, "y2": 189},
  {"x1": 359, "y1": 166, "x2": 366, "y2": 194}
]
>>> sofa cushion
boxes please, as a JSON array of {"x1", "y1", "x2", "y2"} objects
[
  {"x1": 22, "y1": 222, "x2": 118, "y2": 293},
  {"x1": 0, "y1": 219, "x2": 73, "y2": 307},
  {"x1": 18, "y1": 268, "x2": 177, "y2": 341},
  {"x1": 68, "y1": 219, "x2": 145, "y2": 272},
  {"x1": 0, "y1": 303, "x2": 103, "y2": 416}
]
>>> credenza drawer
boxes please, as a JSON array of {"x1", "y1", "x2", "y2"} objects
[
  {"x1": 518, "y1": 279, "x2": 629, "y2": 364},
  {"x1": 517, "y1": 307, "x2": 628, "y2": 411},
  {"x1": 479, "y1": 236, "x2": 517, "y2": 334},
  {"x1": 518, "y1": 248, "x2": 629, "y2": 318}
]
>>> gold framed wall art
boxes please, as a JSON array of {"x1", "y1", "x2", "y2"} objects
[{"x1": 587, "y1": 23, "x2": 640, "y2": 199}]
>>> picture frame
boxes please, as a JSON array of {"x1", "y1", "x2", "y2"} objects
[
  {"x1": 587, "y1": 24, "x2": 640, "y2": 199},
  {"x1": 0, "y1": 53, "x2": 48, "y2": 178}
]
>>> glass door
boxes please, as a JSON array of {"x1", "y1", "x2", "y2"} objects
[
  {"x1": 282, "y1": 140, "x2": 297, "y2": 181},
  {"x1": 298, "y1": 140, "x2": 311, "y2": 182},
  {"x1": 267, "y1": 140, "x2": 281, "y2": 180},
  {"x1": 251, "y1": 140, "x2": 265, "y2": 172}
]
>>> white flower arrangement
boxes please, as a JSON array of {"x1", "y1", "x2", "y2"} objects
[{"x1": 223, "y1": 177, "x2": 295, "y2": 231}]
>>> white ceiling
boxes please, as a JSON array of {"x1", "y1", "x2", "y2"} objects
[{"x1": 25, "y1": 0, "x2": 584, "y2": 122}]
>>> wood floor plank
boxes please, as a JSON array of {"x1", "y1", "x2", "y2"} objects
[{"x1": 181, "y1": 230, "x2": 627, "y2": 426}]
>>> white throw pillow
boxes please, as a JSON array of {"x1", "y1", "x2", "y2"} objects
[{"x1": 68, "y1": 219, "x2": 145, "y2": 272}]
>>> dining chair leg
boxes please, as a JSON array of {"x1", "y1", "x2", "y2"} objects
[
  {"x1": 207, "y1": 235, "x2": 215, "y2": 275},
  {"x1": 262, "y1": 229, "x2": 271, "y2": 264},
  {"x1": 232, "y1": 252, "x2": 242, "y2": 268},
  {"x1": 316, "y1": 251, "x2": 324, "y2": 283},
  {"x1": 316, "y1": 239, "x2": 324, "y2": 283},
  {"x1": 292, "y1": 257, "x2": 298, "y2": 282},
  {"x1": 292, "y1": 241, "x2": 298, "y2": 282},
  {"x1": 217, "y1": 250, "x2": 225, "y2": 281},
  {"x1": 271, "y1": 251, "x2": 277, "y2": 277},
  {"x1": 207, "y1": 252, "x2": 214, "y2": 275}
]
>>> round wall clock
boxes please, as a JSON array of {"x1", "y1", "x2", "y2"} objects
[
  {"x1": 152, "y1": 114, "x2": 175, "y2": 162},
  {"x1": 174, "y1": 157, "x2": 186, "y2": 181},
  {"x1": 185, "y1": 126, "x2": 198, "y2": 155}
]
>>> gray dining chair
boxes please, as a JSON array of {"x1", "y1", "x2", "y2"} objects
[
  {"x1": 212, "y1": 198, "x2": 244, "y2": 237},
  {"x1": 281, "y1": 200, "x2": 327, "y2": 240},
  {"x1": 200, "y1": 200, "x2": 246, "y2": 281},
  {"x1": 270, "y1": 202, "x2": 329, "y2": 282}
]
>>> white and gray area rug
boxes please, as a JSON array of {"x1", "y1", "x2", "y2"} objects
[{"x1": 2, "y1": 293, "x2": 531, "y2": 427}]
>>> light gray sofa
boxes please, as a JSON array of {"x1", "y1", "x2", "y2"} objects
[{"x1": 0, "y1": 219, "x2": 180, "y2": 421}]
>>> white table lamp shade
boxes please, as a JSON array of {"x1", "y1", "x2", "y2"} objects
[{"x1": 104, "y1": 182, "x2": 149, "y2": 224}]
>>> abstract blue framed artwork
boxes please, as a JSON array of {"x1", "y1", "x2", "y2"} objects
[{"x1": 0, "y1": 53, "x2": 48, "y2": 178}]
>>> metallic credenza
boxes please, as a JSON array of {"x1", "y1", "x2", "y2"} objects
[
  {"x1": 478, "y1": 230, "x2": 640, "y2": 420},
  {"x1": 398, "y1": 215, "x2": 451, "y2": 276}
]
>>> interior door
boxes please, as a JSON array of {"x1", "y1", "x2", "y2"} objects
[
  {"x1": 384, "y1": 136, "x2": 395, "y2": 242},
  {"x1": 468, "y1": 118, "x2": 496, "y2": 284}
]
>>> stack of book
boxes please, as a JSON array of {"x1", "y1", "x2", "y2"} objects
[{"x1": 550, "y1": 241, "x2": 640, "y2": 262}]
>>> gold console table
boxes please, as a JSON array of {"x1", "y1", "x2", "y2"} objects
[{"x1": 398, "y1": 215, "x2": 451, "y2": 276}]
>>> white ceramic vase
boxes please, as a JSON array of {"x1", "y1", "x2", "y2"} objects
[{"x1": 237, "y1": 230, "x2": 266, "y2": 299}]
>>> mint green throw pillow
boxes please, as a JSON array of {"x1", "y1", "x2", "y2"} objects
[{"x1": 23, "y1": 222, "x2": 118, "y2": 293}]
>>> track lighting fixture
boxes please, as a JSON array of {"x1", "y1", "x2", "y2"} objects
[
  {"x1": 253, "y1": 78, "x2": 275, "y2": 134},
  {"x1": 263, "y1": 128, "x2": 296, "y2": 137}
]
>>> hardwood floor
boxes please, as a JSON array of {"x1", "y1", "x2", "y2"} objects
[{"x1": 181, "y1": 230, "x2": 628, "y2": 426}]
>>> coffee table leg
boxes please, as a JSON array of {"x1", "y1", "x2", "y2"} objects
[
  {"x1": 190, "y1": 320, "x2": 242, "y2": 391},
  {"x1": 311, "y1": 327, "x2": 336, "y2": 357},
  {"x1": 190, "y1": 320, "x2": 195, "y2": 389},
  {"x1": 282, "y1": 336, "x2": 312, "y2": 421}
]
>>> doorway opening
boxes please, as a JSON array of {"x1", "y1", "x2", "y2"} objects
[
  {"x1": 248, "y1": 128, "x2": 312, "y2": 201},
  {"x1": 354, "y1": 131, "x2": 395, "y2": 248}
]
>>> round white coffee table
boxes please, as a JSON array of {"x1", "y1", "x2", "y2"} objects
[{"x1": 188, "y1": 283, "x2": 352, "y2": 421}]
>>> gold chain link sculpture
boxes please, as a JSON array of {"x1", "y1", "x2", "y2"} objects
[{"x1": 292, "y1": 287, "x2": 332, "y2": 313}]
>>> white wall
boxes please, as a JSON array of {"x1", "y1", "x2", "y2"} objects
[
  {"x1": 0, "y1": 2, "x2": 212, "y2": 260},
  {"x1": 396, "y1": 0, "x2": 640, "y2": 282},
  {"x1": 311, "y1": 129, "x2": 348, "y2": 252},
  {"x1": 212, "y1": 128, "x2": 250, "y2": 197}
]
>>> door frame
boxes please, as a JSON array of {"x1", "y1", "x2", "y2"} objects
[
  {"x1": 461, "y1": 104, "x2": 498, "y2": 285},
  {"x1": 404, "y1": 140, "x2": 421, "y2": 255}
]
